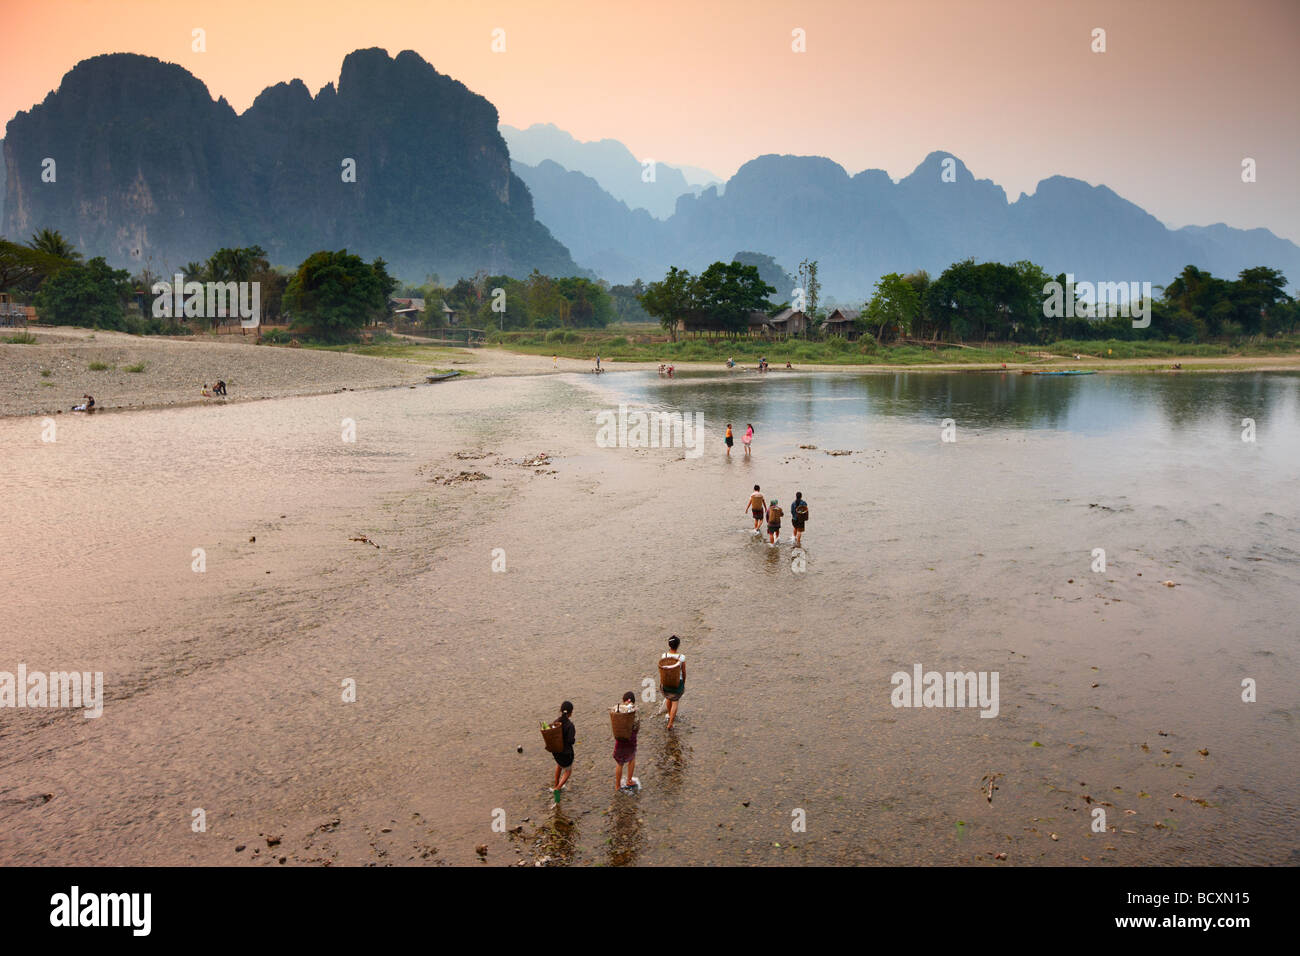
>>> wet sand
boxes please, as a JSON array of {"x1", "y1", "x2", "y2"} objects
[{"x1": 1, "y1": 366, "x2": 1295, "y2": 867}]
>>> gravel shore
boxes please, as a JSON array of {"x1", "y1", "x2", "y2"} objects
[{"x1": 0, "y1": 328, "x2": 442, "y2": 417}]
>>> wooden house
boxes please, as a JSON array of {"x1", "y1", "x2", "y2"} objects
[
  {"x1": 768, "y1": 308, "x2": 808, "y2": 338},
  {"x1": 824, "y1": 308, "x2": 861, "y2": 339}
]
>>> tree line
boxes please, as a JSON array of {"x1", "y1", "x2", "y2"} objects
[{"x1": 636, "y1": 257, "x2": 1296, "y2": 344}]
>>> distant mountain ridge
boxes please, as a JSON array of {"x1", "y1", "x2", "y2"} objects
[
  {"x1": 514, "y1": 149, "x2": 1300, "y2": 300},
  {"x1": 2, "y1": 50, "x2": 578, "y2": 281},
  {"x1": 501, "y1": 123, "x2": 720, "y2": 220}
]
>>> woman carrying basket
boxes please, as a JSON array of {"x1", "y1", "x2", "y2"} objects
[
  {"x1": 659, "y1": 635, "x2": 686, "y2": 729},
  {"x1": 550, "y1": 701, "x2": 576, "y2": 795},
  {"x1": 611, "y1": 691, "x2": 640, "y2": 792}
]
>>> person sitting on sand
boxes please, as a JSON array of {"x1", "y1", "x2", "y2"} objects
[
  {"x1": 72, "y1": 394, "x2": 95, "y2": 412},
  {"x1": 214, "y1": 380, "x2": 227, "y2": 396},
  {"x1": 785, "y1": 361, "x2": 792, "y2": 369}
]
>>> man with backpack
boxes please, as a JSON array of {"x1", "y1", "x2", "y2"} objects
[{"x1": 791, "y1": 492, "x2": 809, "y2": 548}]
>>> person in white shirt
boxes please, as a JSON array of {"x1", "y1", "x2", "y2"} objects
[{"x1": 659, "y1": 635, "x2": 686, "y2": 729}]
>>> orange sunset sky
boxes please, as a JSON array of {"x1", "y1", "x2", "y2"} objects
[{"x1": 2, "y1": 0, "x2": 1297, "y2": 240}]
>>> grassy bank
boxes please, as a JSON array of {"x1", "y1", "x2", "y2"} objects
[
  {"x1": 305, "y1": 340, "x2": 476, "y2": 375},
  {"x1": 484, "y1": 326, "x2": 1300, "y2": 367}
]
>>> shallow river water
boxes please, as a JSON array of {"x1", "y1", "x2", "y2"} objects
[{"x1": 1, "y1": 368, "x2": 1296, "y2": 865}]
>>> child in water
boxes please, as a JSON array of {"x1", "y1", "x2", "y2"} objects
[
  {"x1": 725, "y1": 423, "x2": 734, "y2": 457},
  {"x1": 613, "y1": 691, "x2": 640, "y2": 792},
  {"x1": 743, "y1": 423, "x2": 754, "y2": 456}
]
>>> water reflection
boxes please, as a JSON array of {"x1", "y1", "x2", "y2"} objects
[
  {"x1": 536, "y1": 805, "x2": 579, "y2": 867},
  {"x1": 605, "y1": 794, "x2": 644, "y2": 867},
  {"x1": 654, "y1": 729, "x2": 688, "y2": 802},
  {"x1": 612, "y1": 370, "x2": 1300, "y2": 441}
]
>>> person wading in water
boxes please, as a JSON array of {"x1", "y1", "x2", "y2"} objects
[
  {"x1": 791, "y1": 491, "x2": 809, "y2": 548},
  {"x1": 745, "y1": 485, "x2": 766, "y2": 534},
  {"x1": 551, "y1": 701, "x2": 576, "y2": 797},
  {"x1": 765, "y1": 498, "x2": 784, "y2": 546},
  {"x1": 659, "y1": 636, "x2": 686, "y2": 730}
]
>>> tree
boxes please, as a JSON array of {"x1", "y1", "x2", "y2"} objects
[
  {"x1": 1232, "y1": 266, "x2": 1291, "y2": 335},
  {"x1": 797, "y1": 258, "x2": 821, "y2": 334},
  {"x1": 731, "y1": 252, "x2": 793, "y2": 304},
  {"x1": 282, "y1": 250, "x2": 391, "y2": 341},
  {"x1": 33, "y1": 257, "x2": 132, "y2": 329},
  {"x1": 28, "y1": 228, "x2": 82, "y2": 262},
  {"x1": 864, "y1": 273, "x2": 920, "y2": 343},
  {"x1": 205, "y1": 245, "x2": 269, "y2": 283},
  {"x1": 639, "y1": 266, "x2": 697, "y2": 342},
  {"x1": 0, "y1": 239, "x2": 75, "y2": 293},
  {"x1": 692, "y1": 261, "x2": 775, "y2": 336}
]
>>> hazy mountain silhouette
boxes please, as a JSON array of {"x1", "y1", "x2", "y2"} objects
[
  {"x1": 501, "y1": 122, "x2": 720, "y2": 219},
  {"x1": 517, "y1": 149, "x2": 1300, "y2": 299},
  {"x1": 2, "y1": 50, "x2": 578, "y2": 281}
]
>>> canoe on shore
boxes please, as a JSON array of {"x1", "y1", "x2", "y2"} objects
[
  {"x1": 1021, "y1": 369, "x2": 1097, "y2": 376},
  {"x1": 425, "y1": 371, "x2": 461, "y2": 383}
]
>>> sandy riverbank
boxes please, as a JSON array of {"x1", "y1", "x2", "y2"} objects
[{"x1": 5, "y1": 326, "x2": 1299, "y2": 418}]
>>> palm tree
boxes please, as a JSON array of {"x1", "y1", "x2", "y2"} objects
[{"x1": 27, "y1": 228, "x2": 82, "y2": 262}]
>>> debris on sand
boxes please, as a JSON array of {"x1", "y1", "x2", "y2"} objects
[
  {"x1": 514, "y1": 453, "x2": 554, "y2": 468},
  {"x1": 454, "y1": 451, "x2": 491, "y2": 460},
  {"x1": 428, "y1": 471, "x2": 491, "y2": 486},
  {"x1": 349, "y1": 534, "x2": 380, "y2": 548},
  {"x1": 824, "y1": 449, "x2": 854, "y2": 456},
  {"x1": 798, "y1": 444, "x2": 818, "y2": 450}
]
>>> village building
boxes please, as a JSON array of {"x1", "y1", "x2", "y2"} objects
[
  {"x1": 824, "y1": 307, "x2": 861, "y2": 339},
  {"x1": 768, "y1": 308, "x2": 809, "y2": 338}
]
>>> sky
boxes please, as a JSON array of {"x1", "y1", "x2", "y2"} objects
[{"x1": 2, "y1": 0, "x2": 1297, "y2": 241}]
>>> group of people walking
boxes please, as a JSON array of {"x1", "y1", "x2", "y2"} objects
[
  {"x1": 745, "y1": 485, "x2": 809, "y2": 547},
  {"x1": 545, "y1": 635, "x2": 686, "y2": 798}
]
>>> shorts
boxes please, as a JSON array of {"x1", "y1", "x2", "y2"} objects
[
  {"x1": 725, "y1": 436, "x2": 734, "y2": 446},
  {"x1": 553, "y1": 751, "x2": 574, "y2": 768},
  {"x1": 767, "y1": 523, "x2": 781, "y2": 534},
  {"x1": 661, "y1": 680, "x2": 684, "y2": 701},
  {"x1": 792, "y1": 520, "x2": 805, "y2": 531},
  {"x1": 752, "y1": 508, "x2": 763, "y2": 520}
]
